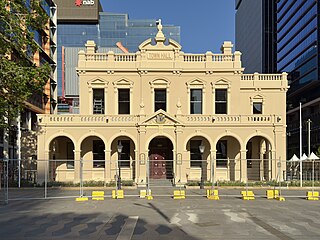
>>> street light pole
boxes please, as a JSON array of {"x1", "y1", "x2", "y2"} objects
[
  {"x1": 307, "y1": 119, "x2": 311, "y2": 156},
  {"x1": 299, "y1": 102, "x2": 303, "y2": 187},
  {"x1": 199, "y1": 142, "x2": 205, "y2": 189},
  {"x1": 117, "y1": 141, "x2": 123, "y2": 190}
]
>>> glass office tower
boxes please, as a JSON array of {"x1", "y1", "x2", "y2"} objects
[
  {"x1": 277, "y1": 0, "x2": 319, "y2": 156},
  {"x1": 235, "y1": 0, "x2": 277, "y2": 73},
  {"x1": 56, "y1": 2, "x2": 180, "y2": 113}
]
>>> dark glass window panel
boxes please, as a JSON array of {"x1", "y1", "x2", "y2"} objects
[
  {"x1": 190, "y1": 140, "x2": 202, "y2": 167},
  {"x1": 278, "y1": 0, "x2": 315, "y2": 31},
  {"x1": 155, "y1": 89, "x2": 166, "y2": 111},
  {"x1": 119, "y1": 140, "x2": 130, "y2": 168},
  {"x1": 191, "y1": 89, "x2": 202, "y2": 101},
  {"x1": 278, "y1": 16, "x2": 316, "y2": 53},
  {"x1": 216, "y1": 140, "x2": 227, "y2": 168},
  {"x1": 191, "y1": 103, "x2": 202, "y2": 114},
  {"x1": 216, "y1": 89, "x2": 227, "y2": 101},
  {"x1": 277, "y1": 31, "x2": 317, "y2": 71},
  {"x1": 93, "y1": 140, "x2": 105, "y2": 168},
  {"x1": 190, "y1": 89, "x2": 202, "y2": 114},
  {"x1": 93, "y1": 89, "x2": 105, "y2": 114},
  {"x1": 215, "y1": 89, "x2": 227, "y2": 114},
  {"x1": 253, "y1": 103, "x2": 262, "y2": 114},
  {"x1": 118, "y1": 89, "x2": 130, "y2": 114},
  {"x1": 216, "y1": 103, "x2": 227, "y2": 114}
]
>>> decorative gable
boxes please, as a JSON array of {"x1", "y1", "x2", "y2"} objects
[
  {"x1": 215, "y1": 78, "x2": 230, "y2": 85},
  {"x1": 250, "y1": 94, "x2": 265, "y2": 103},
  {"x1": 113, "y1": 78, "x2": 134, "y2": 87},
  {"x1": 87, "y1": 77, "x2": 108, "y2": 86},
  {"x1": 139, "y1": 110, "x2": 184, "y2": 126}
]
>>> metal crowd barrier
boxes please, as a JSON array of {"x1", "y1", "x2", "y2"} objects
[{"x1": 0, "y1": 158, "x2": 319, "y2": 204}]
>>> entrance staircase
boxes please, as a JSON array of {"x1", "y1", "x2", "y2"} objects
[{"x1": 148, "y1": 179, "x2": 173, "y2": 187}]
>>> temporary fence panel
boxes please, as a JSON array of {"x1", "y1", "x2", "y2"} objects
[{"x1": 3, "y1": 158, "x2": 320, "y2": 203}]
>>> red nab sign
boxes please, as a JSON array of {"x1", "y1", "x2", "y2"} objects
[{"x1": 75, "y1": 0, "x2": 95, "y2": 7}]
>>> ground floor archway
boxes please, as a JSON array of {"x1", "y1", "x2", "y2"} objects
[
  {"x1": 246, "y1": 136, "x2": 272, "y2": 181},
  {"x1": 49, "y1": 136, "x2": 75, "y2": 182},
  {"x1": 148, "y1": 137, "x2": 173, "y2": 180}
]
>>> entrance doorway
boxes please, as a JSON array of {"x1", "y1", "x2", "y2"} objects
[{"x1": 148, "y1": 137, "x2": 173, "y2": 179}]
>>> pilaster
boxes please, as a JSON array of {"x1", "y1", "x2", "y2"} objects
[
  {"x1": 240, "y1": 150, "x2": 247, "y2": 182},
  {"x1": 73, "y1": 150, "x2": 81, "y2": 183}
]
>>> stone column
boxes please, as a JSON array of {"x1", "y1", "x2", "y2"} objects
[
  {"x1": 235, "y1": 152, "x2": 241, "y2": 181},
  {"x1": 104, "y1": 149, "x2": 111, "y2": 182},
  {"x1": 271, "y1": 150, "x2": 277, "y2": 180},
  {"x1": 260, "y1": 152, "x2": 264, "y2": 181},
  {"x1": 137, "y1": 126, "x2": 147, "y2": 186},
  {"x1": 175, "y1": 126, "x2": 184, "y2": 184},
  {"x1": 134, "y1": 150, "x2": 138, "y2": 183},
  {"x1": 73, "y1": 150, "x2": 81, "y2": 183},
  {"x1": 210, "y1": 150, "x2": 217, "y2": 183},
  {"x1": 240, "y1": 150, "x2": 247, "y2": 182},
  {"x1": 267, "y1": 150, "x2": 272, "y2": 181}
]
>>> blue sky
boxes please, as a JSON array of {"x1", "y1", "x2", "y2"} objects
[{"x1": 101, "y1": 0, "x2": 235, "y2": 53}]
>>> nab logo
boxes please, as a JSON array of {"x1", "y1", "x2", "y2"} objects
[{"x1": 75, "y1": 0, "x2": 94, "y2": 7}]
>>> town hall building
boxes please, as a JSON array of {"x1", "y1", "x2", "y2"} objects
[{"x1": 37, "y1": 22, "x2": 288, "y2": 185}]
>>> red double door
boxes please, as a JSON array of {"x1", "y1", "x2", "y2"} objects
[{"x1": 149, "y1": 153, "x2": 167, "y2": 179}]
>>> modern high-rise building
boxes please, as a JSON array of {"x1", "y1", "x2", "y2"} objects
[
  {"x1": 0, "y1": 0, "x2": 57, "y2": 183},
  {"x1": 55, "y1": 0, "x2": 180, "y2": 113},
  {"x1": 277, "y1": 0, "x2": 319, "y2": 157},
  {"x1": 235, "y1": 0, "x2": 277, "y2": 73}
]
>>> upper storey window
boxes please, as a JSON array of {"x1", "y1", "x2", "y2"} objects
[
  {"x1": 250, "y1": 95, "x2": 264, "y2": 115},
  {"x1": 150, "y1": 79, "x2": 171, "y2": 113},
  {"x1": 190, "y1": 89, "x2": 202, "y2": 114},
  {"x1": 93, "y1": 89, "x2": 104, "y2": 114},
  {"x1": 215, "y1": 89, "x2": 227, "y2": 114},
  {"x1": 113, "y1": 78, "x2": 134, "y2": 115},
  {"x1": 118, "y1": 89, "x2": 130, "y2": 114},
  {"x1": 253, "y1": 102, "x2": 263, "y2": 114},
  {"x1": 155, "y1": 89, "x2": 167, "y2": 111}
]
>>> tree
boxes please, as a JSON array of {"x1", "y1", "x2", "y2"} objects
[{"x1": 0, "y1": 0, "x2": 50, "y2": 128}]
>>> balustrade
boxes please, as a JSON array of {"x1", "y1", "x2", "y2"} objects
[
  {"x1": 115, "y1": 54, "x2": 137, "y2": 62},
  {"x1": 183, "y1": 54, "x2": 206, "y2": 62}
]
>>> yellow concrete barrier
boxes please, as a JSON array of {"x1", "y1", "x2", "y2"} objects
[
  {"x1": 75, "y1": 197, "x2": 88, "y2": 202},
  {"x1": 173, "y1": 190, "x2": 185, "y2": 199},
  {"x1": 207, "y1": 189, "x2": 219, "y2": 200},
  {"x1": 112, "y1": 189, "x2": 124, "y2": 199},
  {"x1": 241, "y1": 190, "x2": 255, "y2": 200},
  {"x1": 140, "y1": 189, "x2": 152, "y2": 199},
  {"x1": 306, "y1": 191, "x2": 319, "y2": 201},
  {"x1": 146, "y1": 195, "x2": 153, "y2": 200},
  {"x1": 275, "y1": 196, "x2": 286, "y2": 201},
  {"x1": 92, "y1": 191, "x2": 104, "y2": 201},
  {"x1": 266, "y1": 189, "x2": 279, "y2": 199}
]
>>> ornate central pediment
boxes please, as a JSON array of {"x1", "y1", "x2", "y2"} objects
[
  {"x1": 139, "y1": 110, "x2": 184, "y2": 126},
  {"x1": 138, "y1": 20, "x2": 182, "y2": 61}
]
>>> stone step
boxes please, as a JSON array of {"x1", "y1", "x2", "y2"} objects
[{"x1": 148, "y1": 179, "x2": 173, "y2": 187}]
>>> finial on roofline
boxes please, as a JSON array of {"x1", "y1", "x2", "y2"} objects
[
  {"x1": 155, "y1": 18, "x2": 165, "y2": 42},
  {"x1": 156, "y1": 19, "x2": 162, "y2": 31}
]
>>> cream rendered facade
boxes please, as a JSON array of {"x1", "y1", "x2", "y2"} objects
[{"x1": 37, "y1": 24, "x2": 288, "y2": 185}]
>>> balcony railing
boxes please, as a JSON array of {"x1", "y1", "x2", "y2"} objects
[
  {"x1": 241, "y1": 73, "x2": 286, "y2": 81},
  {"x1": 181, "y1": 115, "x2": 280, "y2": 124},
  {"x1": 38, "y1": 115, "x2": 138, "y2": 125},
  {"x1": 38, "y1": 114, "x2": 282, "y2": 125}
]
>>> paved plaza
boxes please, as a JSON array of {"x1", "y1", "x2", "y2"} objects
[{"x1": 0, "y1": 187, "x2": 320, "y2": 239}]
